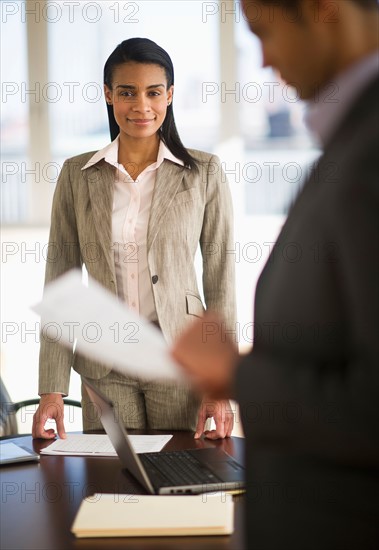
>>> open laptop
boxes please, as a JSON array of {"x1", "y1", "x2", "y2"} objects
[{"x1": 82, "y1": 377, "x2": 245, "y2": 495}]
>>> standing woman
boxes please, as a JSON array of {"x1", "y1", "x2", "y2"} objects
[{"x1": 32, "y1": 38, "x2": 236, "y2": 440}]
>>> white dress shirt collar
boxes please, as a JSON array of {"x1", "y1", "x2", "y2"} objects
[
  {"x1": 305, "y1": 51, "x2": 379, "y2": 147},
  {"x1": 81, "y1": 136, "x2": 185, "y2": 171}
]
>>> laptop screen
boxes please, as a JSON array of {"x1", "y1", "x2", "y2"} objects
[{"x1": 82, "y1": 377, "x2": 155, "y2": 494}]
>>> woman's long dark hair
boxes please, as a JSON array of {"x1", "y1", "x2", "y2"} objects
[{"x1": 104, "y1": 37, "x2": 197, "y2": 170}]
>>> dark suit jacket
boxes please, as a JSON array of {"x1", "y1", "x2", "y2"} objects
[{"x1": 237, "y1": 75, "x2": 379, "y2": 549}]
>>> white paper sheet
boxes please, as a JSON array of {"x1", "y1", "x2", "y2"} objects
[
  {"x1": 40, "y1": 434, "x2": 173, "y2": 456},
  {"x1": 32, "y1": 269, "x2": 183, "y2": 381}
]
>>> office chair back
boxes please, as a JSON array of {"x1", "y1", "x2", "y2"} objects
[{"x1": 0, "y1": 377, "x2": 81, "y2": 437}]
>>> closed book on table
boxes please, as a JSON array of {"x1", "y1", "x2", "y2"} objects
[{"x1": 71, "y1": 492, "x2": 234, "y2": 537}]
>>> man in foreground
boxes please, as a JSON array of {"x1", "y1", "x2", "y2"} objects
[{"x1": 172, "y1": 1, "x2": 379, "y2": 548}]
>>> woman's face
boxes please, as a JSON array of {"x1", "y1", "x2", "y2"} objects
[{"x1": 104, "y1": 62, "x2": 173, "y2": 141}]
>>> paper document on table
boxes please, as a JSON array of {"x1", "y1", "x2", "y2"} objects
[
  {"x1": 32, "y1": 269, "x2": 183, "y2": 381},
  {"x1": 40, "y1": 434, "x2": 172, "y2": 456}
]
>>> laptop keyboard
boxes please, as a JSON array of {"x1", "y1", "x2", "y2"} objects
[{"x1": 140, "y1": 450, "x2": 222, "y2": 487}]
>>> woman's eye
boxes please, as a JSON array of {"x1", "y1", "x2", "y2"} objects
[{"x1": 120, "y1": 91, "x2": 133, "y2": 97}]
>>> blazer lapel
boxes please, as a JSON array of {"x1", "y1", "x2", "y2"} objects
[
  {"x1": 147, "y1": 160, "x2": 186, "y2": 251},
  {"x1": 86, "y1": 161, "x2": 115, "y2": 276}
]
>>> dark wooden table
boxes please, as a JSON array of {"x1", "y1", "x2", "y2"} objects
[{"x1": 0, "y1": 431, "x2": 246, "y2": 549}]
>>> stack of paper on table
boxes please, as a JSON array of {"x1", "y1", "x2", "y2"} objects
[{"x1": 71, "y1": 492, "x2": 234, "y2": 537}]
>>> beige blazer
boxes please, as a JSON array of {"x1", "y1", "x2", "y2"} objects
[{"x1": 39, "y1": 149, "x2": 236, "y2": 395}]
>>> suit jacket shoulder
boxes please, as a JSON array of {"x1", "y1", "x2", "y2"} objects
[
  {"x1": 64, "y1": 150, "x2": 98, "y2": 168},
  {"x1": 186, "y1": 148, "x2": 219, "y2": 164}
]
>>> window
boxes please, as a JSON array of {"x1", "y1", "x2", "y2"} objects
[
  {"x1": 47, "y1": 1, "x2": 219, "y2": 160},
  {"x1": 1, "y1": 2, "x2": 28, "y2": 223}
]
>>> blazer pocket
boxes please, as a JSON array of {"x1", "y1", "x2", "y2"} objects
[
  {"x1": 172, "y1": 188, "x2": 200, "y2": 205},
  {"x1": 72, "y1": 352, "x2": 112, "y2": 379},
  {"x1": 186, "y1": 292, "x2": 205, "y2": 318}
]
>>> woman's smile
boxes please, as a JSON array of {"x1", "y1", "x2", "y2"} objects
[{"x1": 127, "y1": 118, "x2": 156, "y2": 125}]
